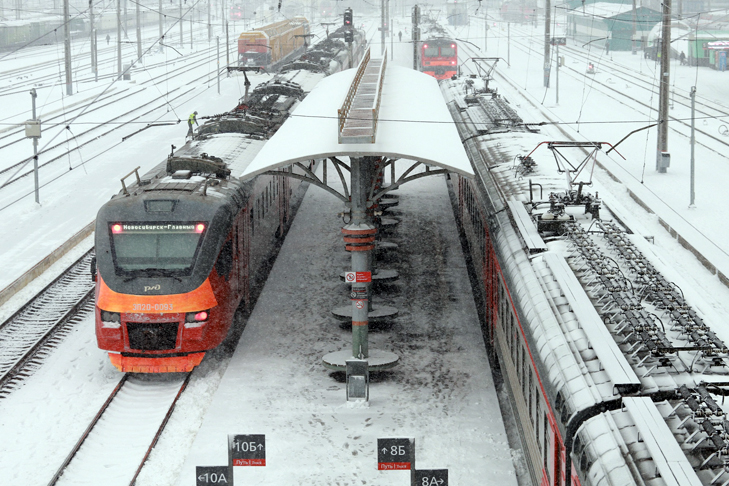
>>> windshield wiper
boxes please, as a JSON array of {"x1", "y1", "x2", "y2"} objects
[{"x1": 122, "y1": 268, "x2": 185, "y2": 282}]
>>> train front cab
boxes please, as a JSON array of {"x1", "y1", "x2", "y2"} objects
[
  {"x1": 421, "y1": 39, "x2": 458, "y2": 80},
  {"x1": 454, "y1": 174, "x2": 576, "y2": 486},
  {"x1": 95, "y1": 211, "x2": 251, "y2": 373}
]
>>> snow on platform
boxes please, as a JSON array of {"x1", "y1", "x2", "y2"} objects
[{"x1": 175, "y1": 167, "x2": 518, "y2": 485}]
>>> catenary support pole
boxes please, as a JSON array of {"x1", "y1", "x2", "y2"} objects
[
  {"x1": 217, "y1": 36, "x2": 220, "y2": 94},
  {"x1": 94, "y1": 29, "x2": 98, "y2": 81},
  {"x1": 484, "y1": 4, "x2": 488, "y2": 52},
  {"x1": 89, "y1": 0, "x2": 95, "y2": 71},
  {"x1": 380, "y1": 0, "x2": 385, "y2": 55},
  {"x1": 179, "y1": 0, "x2": 184, "y2": 48},
  {"x1": 30, "y1": 89, "x2": 40, "y2": 204},
  {"x1": 117, "y1": 0, "x2": 122, "y2": 78},
  {"x1": 508, "y1": 22, "x2": 511, "y2": 66},
  {"x1": 657, "y1": 0, "x2": 671, "y2": 172},
  {"x1": 160, "y1": 0, "x2": 164, "y2": 51},
  {"x1": 208, "y1": 0, "x2": 211, "y2": 41},
  {"x1": 543, "y1": 0, "x2": 551, "y2": 88},
  {"x1": 226, "y1": 21, "x2": 230, "y2": 77},
  {"x1": 64, "y1": 0, "x2": 72, "y2": 95},
  {"x1": 556, "y1": 42, "x2": 559, "y2": 104},
  {"x1": 136, "y1": 0, "x2": 142, "y2": 60},
  {"x1": 690, "y1": 86, "x2": 696, "y2": 206}
]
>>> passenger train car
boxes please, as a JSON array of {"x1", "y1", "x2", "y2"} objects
[
  {"x1": 420, "y1": 37, "x2": 458, "y2": 80},
  {"x1": 93, "y1": 27, "x2": 364, "y2": 373},
  {"x1": 237, "y1": 17, "x2": 310, "y2": 70},
  {"x1": 441, "y1": 75, "x2": 729, "y2": 485}
]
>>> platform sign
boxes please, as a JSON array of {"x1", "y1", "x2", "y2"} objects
[
  {"x1": 345, "y1": 271, "x2": 372, "y2": 283},
  {"x1": 377, "y1": 438, "x2": 413, "y2": 470},
  {"x1": 229, "y1": 434, "x2": 266, "y2": 466},
  {"x1": 196, "y1": 466, "x2": 232, "y2": 485},
  {"x1": 350, "y1": 288, "x2": 368, "y2": 300},
  {"x1": 415, "y1": 469, "x2": 448, "y2": 485}
]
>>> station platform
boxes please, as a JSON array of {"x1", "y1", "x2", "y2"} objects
[{"x1": 174, "y1": 165, "x2": 519, "y2": 485}]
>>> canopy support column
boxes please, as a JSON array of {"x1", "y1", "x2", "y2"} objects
[{"x1": 324, "y1": 158, "x2": 399, "y2": 372}]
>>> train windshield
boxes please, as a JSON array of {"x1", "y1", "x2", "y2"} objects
[
  {"x1": 440, "y1": 46, "x2": 456, "y2": 57},
  {"x1": 109, "y1": 222, "x2": 206, "y2": 276},
  {"x1": 423, "y1": 46, "x2": 439, "y2": 57}
]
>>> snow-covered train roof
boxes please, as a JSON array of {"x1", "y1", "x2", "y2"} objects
[{"x1": 440, "y1": 75, "x2": 729, "y2": 485}]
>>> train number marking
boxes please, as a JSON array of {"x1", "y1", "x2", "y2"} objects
[{"x1": 131, "y1": 303, "x2": 174, "y2": 312}]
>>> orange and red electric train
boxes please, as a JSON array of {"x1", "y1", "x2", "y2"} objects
[
  {"x1": 420, "y1": 38, "x2": 458, "y2": 80},
  {"x1": 93, "y1": 154, "x2": 304, "y2": 373}
]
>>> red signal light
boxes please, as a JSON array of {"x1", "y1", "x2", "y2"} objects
[
  {"x1": 423, "y1": 43, "x2": 428, "y2": 48},
  {"x1": 195, "y1": 223, "x2": 205, "y2": 233},
  {"x1": 194, "y1": 311, "x2": 208, "y2": 321},
  {"x1": 451, "y1": 44, "x2": 455, "y2": 48},
  {"x1": 112, "y1": 224, "x2": 123, "y2": 234}
]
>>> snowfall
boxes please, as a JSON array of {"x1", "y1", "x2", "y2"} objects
[{"x1": 1, "y1": 4, "x2": 729, "y2": 486}]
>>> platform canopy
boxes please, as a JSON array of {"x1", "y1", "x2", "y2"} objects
[{"x1": 240, "y1": 64, "x2": 474, "y2": 179}]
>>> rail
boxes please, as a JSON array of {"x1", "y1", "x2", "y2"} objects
[
  {"x1": 338, "y1": 47, "x2": 371, "y2": 135},
  {"x1": 370, "y1": 48, "x2": 387, "y2": 143}
]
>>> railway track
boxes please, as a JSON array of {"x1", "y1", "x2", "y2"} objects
[
  {"x1": 48, "y1": 372, "x2": 192, "y2": 486},
  {"x1": 0, "y1": 249, "x2": 94, "y2": 397},
  {"x1": 474, "y1": 24, "x2": 729, "y2": 157}
]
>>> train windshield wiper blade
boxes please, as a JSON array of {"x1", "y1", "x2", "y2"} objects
[{"x1": 123, "y1": 268, "x2": 184, "y2": 281}]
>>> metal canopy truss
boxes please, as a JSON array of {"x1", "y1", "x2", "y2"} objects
[{"x1": 259, "y1": 157, "x2": 446, "y2": 209}]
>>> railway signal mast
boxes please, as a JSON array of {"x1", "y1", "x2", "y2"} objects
[
  {"x1": 344, "y1": 8, "x2": 354, "y2": 68},
  {"x1": 543, "y1": 0, "x2": 551, "y2": 87}
]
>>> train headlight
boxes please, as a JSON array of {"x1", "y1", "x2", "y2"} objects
[
  {"x1": 100, "y1": 310, "x2": 121, "y2": 328},
  {"x1": 185, "y1": 310, "x2": 210, "y2": 327}
]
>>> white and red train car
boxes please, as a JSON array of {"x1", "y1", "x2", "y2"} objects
[{"x1": 441, "y1": 76, "x2": 729, "y2": 485}]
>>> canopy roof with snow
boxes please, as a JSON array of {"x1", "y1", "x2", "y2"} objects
[{"x1": 240, "y1": 63, "x2": 474, "y2": 179}]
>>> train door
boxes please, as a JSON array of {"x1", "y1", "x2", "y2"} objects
[
  {"x1": 239, "y1": 210, "x2": 250, "y2": 307},
  {"x1": 547, "y1": 415, "x2": 565, "y2": 486}
]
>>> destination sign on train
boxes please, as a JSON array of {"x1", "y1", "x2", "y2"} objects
[{"x1": 110, "y1": 223, "x2": 206, "y2": 234}]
